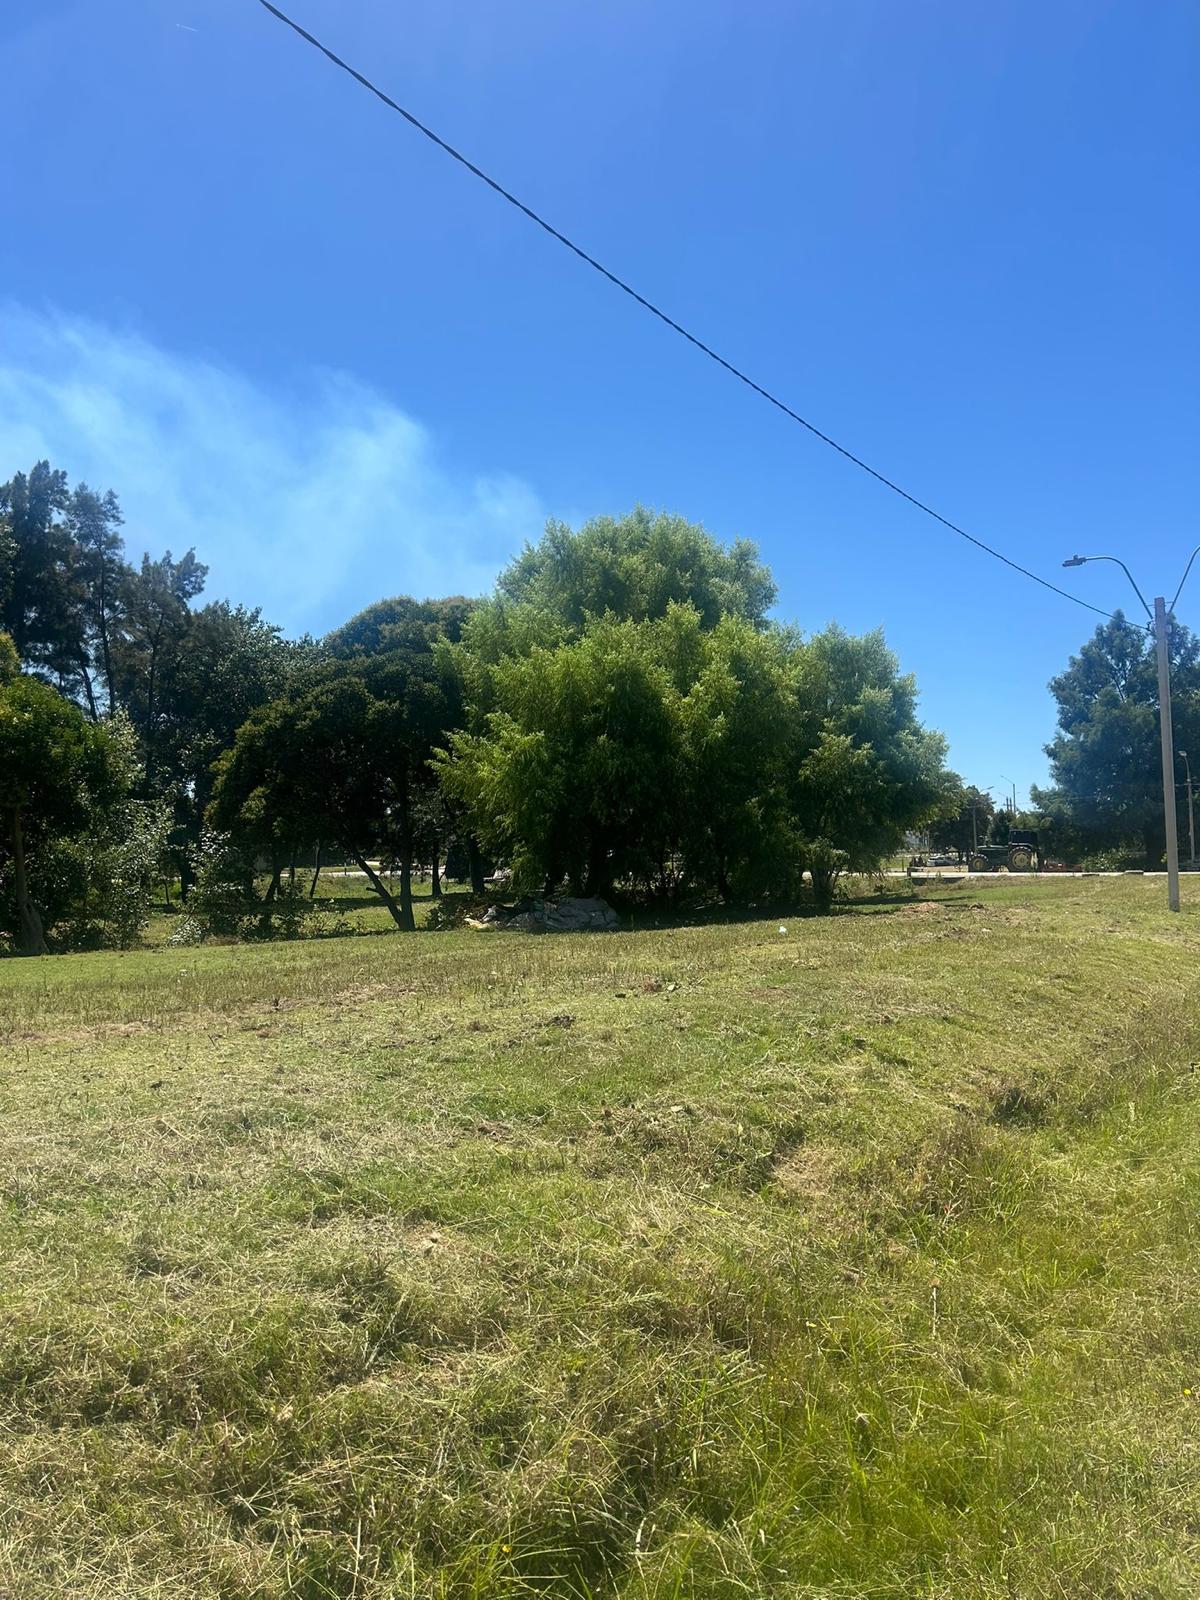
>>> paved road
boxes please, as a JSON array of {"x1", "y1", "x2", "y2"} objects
[
  {"x1": 326, "y1": 866, "x2": 1177, "y2": 886},
  {"x1": 891, "y1": 869, "x2": 1176, "y2": 880}
]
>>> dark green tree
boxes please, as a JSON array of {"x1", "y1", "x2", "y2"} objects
[
  {"x1": 151, "y1": 603, "x2": 312, "y2": 894},
  {"x1": 0, "y1": 634, "x2": 138, "y2": 954},
  {"x1": 0, "y1": 461, "x2": 83, "y2": 684},
  {"x1": 928, "y1": 782, "x2": 996, "y2": 857},
  {"x1": 69, "y1": 484, "x2": 129, "y2": 718},
  {"x1": 324, "y1": 595, "x2": 474, "y2": 659},
  {"x1": 112, "y1": 549, "x2": 209, "y2": 783},
  {"x1": 0, "y1": 503, "x2": 13, "y2": 620},
  {"x1": 211, "y1": 651, "x2": 459, "y2": 931},
  {"x1": 1033, "y1": 613, "x2": 1200, "y2": 864},
  {"x1": 324, "y1": 593, "x2": 481, "y2": 889}
]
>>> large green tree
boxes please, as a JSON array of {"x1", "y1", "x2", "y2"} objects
[
  {"x1": 440, "y1": 615, "x2": 683, "y2": 898},
  {"x1": 0, "y1": 464, "x2": 136, "y2": 715},
  {"x1": 0, "y1": 462, "x2": 79, "y2": 680},
  {"x1": 665, "y1": 610, "x2": 796, "y2": 902},
  {"x1": 440, "y1": 610, "x2": 952, "y2": 909},
  {"x1": 137, "y1": 601, "x2": 312, "y2": 893},
  {"x1": 1033, "y1": 613, "x2": 1200, "y2": 863},
  {"x1": 786, "y1": 628, "x2": 954, "y2": 904},
  {"x1": 446, "y1": 508, "x2": 782, "y2": 894},
  {"x1": 928, "y1": 782, "x2": 996, "y2": 857},
  {"x1": 112, "y1": 549, "x2": 208, "y2": 780},
  {"x1": 494, "y1": 507, "x2": 777, "y2": 633},
  {"x1": 69, "y1": 485, "x2": 127, "y2": 718},
  {"x1": 210, "y1": 651, "x2": 459, "y2": 930},
  {"x1": 324, "y1": 594, "x2": 482, "y2": 890},
  {"x1": 0, "y1": 634, "x2": 146, "y2": 954}
]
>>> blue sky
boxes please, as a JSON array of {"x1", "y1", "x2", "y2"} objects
[{"x1": 2, "y1": 0, "x2": 1196, "y2": 803}]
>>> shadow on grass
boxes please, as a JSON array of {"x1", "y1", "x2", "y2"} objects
[
  {"x1": 323, "y1": 884, "x2": 944, "y2": 934},
  {"x1": 125, "y1": 883, "x2": 996, "y2": 956}
]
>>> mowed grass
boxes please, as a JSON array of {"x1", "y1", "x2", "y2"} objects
[{"x1": 1, "y1": 878, "x2": 1198, "y2": 1598}]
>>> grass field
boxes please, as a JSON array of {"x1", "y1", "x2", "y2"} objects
[{"x1": 2, "y1": 878, "x2": 1198, "y2": 1598}]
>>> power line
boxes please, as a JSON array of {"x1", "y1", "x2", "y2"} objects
[{"x1": 254, "y1": 0, "x2": 1122, "y2": 626}]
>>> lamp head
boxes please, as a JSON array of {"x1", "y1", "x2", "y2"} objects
[{"x1": 1062, "y1": 555, "x2": 1087, "y2": 568}]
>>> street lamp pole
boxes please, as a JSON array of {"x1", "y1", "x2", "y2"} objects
[
  {"x1": 1179, "y1": 749, "x2": 1196, "y2": 870},
  {"x1": 1153, "y1": 596, "x2": 1182, "y2": 911}
]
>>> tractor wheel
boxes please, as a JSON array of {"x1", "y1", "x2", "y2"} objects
[
  {"x1": 968, "y1": 853, "x2": 990, "y2": 873},
  {"x1": 1008, "y1": 845, "x2": 1034, "y2": 871}
]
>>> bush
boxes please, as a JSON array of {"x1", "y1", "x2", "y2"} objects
[
  {"x1": 182, "y1": 832, "x2": 260, "y2": 939},
  {"x1": 172, "y1": 835, "x2": 359, "y2": 945},
  {"x1": 1080, "y1": 848, "x2": 1147, "y2": 872}
]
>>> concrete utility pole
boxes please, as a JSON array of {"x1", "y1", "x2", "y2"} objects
[
  {"x1": 1179, "y1": 749, "x2": 1196, "y2": 870},
  {"x1": 1154, "y1": 596, "x2": 1181, "y2": 910}
]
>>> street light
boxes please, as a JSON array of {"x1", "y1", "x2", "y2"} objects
[
  {"x1": 1061, "y1": 554, "x2": 1153, "y2": 622},
  {"x1": 1179, "y1": 749, "x2": 1196, "y2": 870},
  {"x1": 1170, "y1": 546, "x2": 1200, "y2": 614},
  {"x1": 1061, "y1": 551, "x2": 1197, "y2": 911}
]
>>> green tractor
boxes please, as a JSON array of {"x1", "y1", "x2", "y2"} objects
[{"x1": 967, "y1": 828, "x2": 1040, "y2": 874}]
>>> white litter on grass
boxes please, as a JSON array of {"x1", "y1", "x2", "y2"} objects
[{"x1": 778, "y1": 925, "x2": 788, "y2": 935}]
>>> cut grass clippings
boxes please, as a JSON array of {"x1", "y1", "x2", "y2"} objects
[{"x1": 0, "y1": 876, "x2": 1198, "y2": 1597}]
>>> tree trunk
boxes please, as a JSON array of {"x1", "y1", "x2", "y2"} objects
[
  {"x1": 468, "y1": 836, "x2": 486, "y2": 896},
  {"x1": 10, "y1": 810, "x2": 49, "y2": 955},
  {"x1": 811, "y1": 868, "x2": 838, "y2": 913},
  {"x1": 308, "y1": 841, "x2": 323, "y2": 899},
  {"x1": 582, "y1": 840, "x2": 611, "y2": 899},
  {"x1": 11, "y1": 581, "x2": 28, "y2": 659},
  {"x1": 99, "y1": 565, "x2": 117, "y2": 715},
  {"x1": 430, "y1": 842, "x2": 441, "y2": 899},
  {"x1": 288, "y1": 848, "x2": 297, "y2": 889},
  {"x1": 144, "y1": 628, "x2": 161, "y2": 785},
  {"x1": 78, "y1": 660, "x2": 99, "y2": 722},
  {"x1": 397, "y1": 789, "x2": 416, "y2": 930},
  {"x1": 716, "y1": 859, "x2": 732, "y2": 905},
  {"x1": 352, "y1": 850, "x2": 415, "y2": 931},
  {"x1": 1142, "y1": 819, "x2": 1162, "y2": 869},
  {"x1": 263, "y1": 857, "x2": 283, "y2": 903},
  {"x1": 398, "y1": 850, "x2": 415, "y2": 928}
]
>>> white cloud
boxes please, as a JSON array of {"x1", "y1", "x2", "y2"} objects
[{"x1": 0, "y1": 304, "x2": 543, "y2": 633}]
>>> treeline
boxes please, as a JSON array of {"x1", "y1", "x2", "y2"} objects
[{"x1": 2, "y1": 460, "x2": 959, "y2": 953}]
